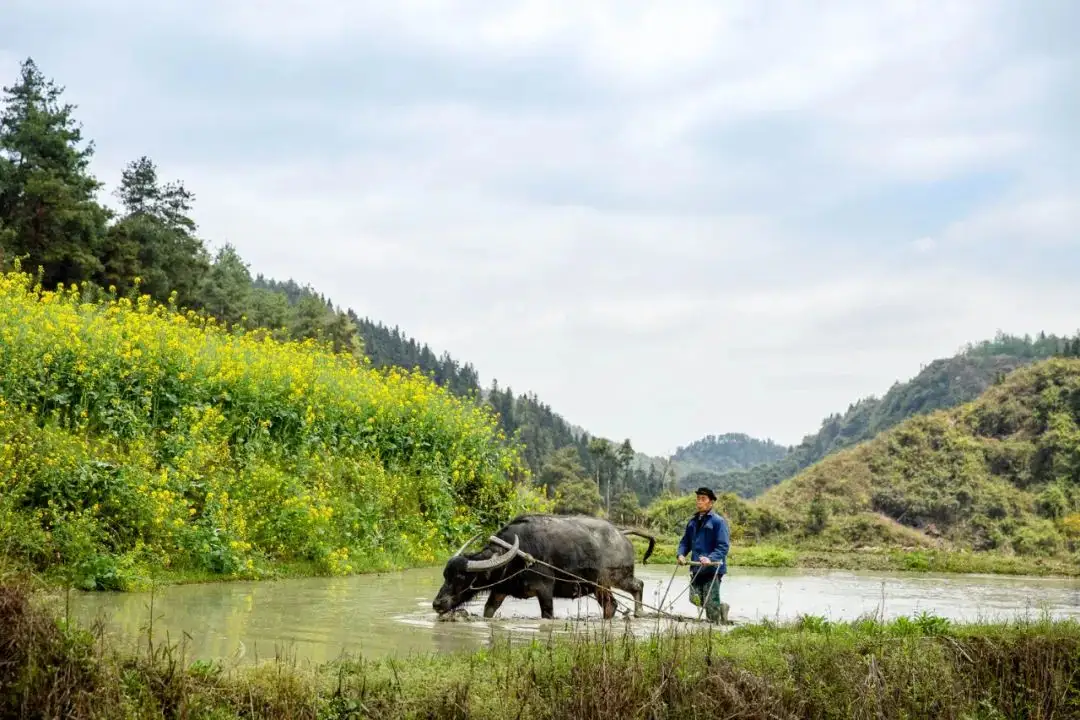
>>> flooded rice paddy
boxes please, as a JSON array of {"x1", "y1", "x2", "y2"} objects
[{"x1": 67, "y1": 565, "x2": 1080, "y2": 666}]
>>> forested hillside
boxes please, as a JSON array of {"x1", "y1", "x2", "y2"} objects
[
  {"x1": 0, "y1": 57, "x2": 672, "y2": 515},
  {"x1": 0, "y1": 58, "x2": 366, "y2": 359},
  {"x1": 755, "y1": 356, "x2": 1080, "y2": 556},
  {"x1": 674, "y1": 432, "x2": 789, "y2": 473},
  {"x1": 253, "y1": 278, "x2": 662, "y2": 508},
  {"x1": 669, "y1": 433, "x2": 789, "y2": 492},
  {"x1": 4, "y1": 56, "x2": 1078, "y2": 542},
  {"x1": 0, "y1": 266, "x2": 542, "y2": 589},
  {"x1": 0, "y1": 57, "x2": 569, "y2": 589},
  {"x1": 699, "y1": 337, "x2": 1078, "y2": 497}
]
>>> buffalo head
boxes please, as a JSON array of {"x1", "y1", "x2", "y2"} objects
[{"x1": 432, "y1": 533, "x2": 520, "y2": 615}]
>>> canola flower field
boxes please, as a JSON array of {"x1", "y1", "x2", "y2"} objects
[{"x1": 0, "y1": 268, "x2": 544, "y2": 591}]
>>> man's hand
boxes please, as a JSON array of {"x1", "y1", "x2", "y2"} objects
[
  {"x1": 676, "y1": 555, "x2": 686, "y2": 565},
  {"x1": 699, "y1": 557, "x2": 711, "y2": 565}
]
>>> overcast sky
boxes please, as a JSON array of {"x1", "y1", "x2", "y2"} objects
[{"x1": 3, "y1": 1, "x2": 1078, "y2": 457}]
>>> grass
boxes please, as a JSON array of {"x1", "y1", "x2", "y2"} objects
[
  {"x1": 58, "y1": 531, "x2": 1077, "y2": 596},
  {"x1": 638, "y1": 474, "x2": 1080, "y2": 581},
  {"x1": 4, "y1": 575, "x2": 1080, "y2": 719},
  {"x1": 632, "y1": 537, "x2": 1080, "y2": 578},
  {"x1": 72, "y1": 552, "x2": 445, "y2": 590}
]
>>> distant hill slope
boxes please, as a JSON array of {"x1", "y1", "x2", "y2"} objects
[
  {"x1": 756, "y1": 357, "x2": 1080, "y2": 555},
  {"x1": 701, "y1": 333, "x2": 1073, "y2": 498},
  {"x1": 669, "y1": 433, "x2": 789, "y2": 492}
]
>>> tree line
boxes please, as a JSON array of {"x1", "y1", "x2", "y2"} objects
[{"x1": 0, "y1": 58, "x2": 364, "y2": 357}]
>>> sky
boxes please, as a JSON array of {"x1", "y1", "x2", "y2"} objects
[{"x1": 2, "y1": 1, "x2": 1078, "y2": 458}]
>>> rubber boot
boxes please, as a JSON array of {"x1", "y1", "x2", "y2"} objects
[{"x1": 719, "y1": 602, "x2": 731, "y2": 625}]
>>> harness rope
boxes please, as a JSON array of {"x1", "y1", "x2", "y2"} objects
[{"x1": 468, "y1": 535, "x2": 721, "y2": 625}]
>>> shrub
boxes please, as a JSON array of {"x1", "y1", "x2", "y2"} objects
[{"x1": 0, "y1": 268, "x2": 535, "y2": 586}]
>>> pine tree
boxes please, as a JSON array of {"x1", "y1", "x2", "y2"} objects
[
  {"x1": 98, "y1": 156, "x2": 209, "y2": 305},
  {"x1": 198, "y1": 243, "x2": 252, "y2": 327},
  {"x1": 0, "y1": 58, "x2": 110, "y2": 286}
]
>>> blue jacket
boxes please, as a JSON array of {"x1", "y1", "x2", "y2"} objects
[{"x1": 677, "y1": 510, "x2": 730, "y2": 581}]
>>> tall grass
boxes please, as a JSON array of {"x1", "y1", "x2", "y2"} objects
[
  {"x1": 0, "y1": 267, "x2": 546, "y2": 590},
  {"x1": 4, "y1": 578, "x2": 1079, "y2": 719}
]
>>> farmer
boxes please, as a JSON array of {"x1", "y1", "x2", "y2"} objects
[{"x1": 676, "y1": 486, "x2": 731, "y2": 624}]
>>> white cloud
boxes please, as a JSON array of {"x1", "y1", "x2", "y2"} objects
[
  {"x1": 941, "y1": 193, "x2": 1080, "y2": 249},
  {"x1": 853, "y1": 132, "x2": 1031, "y2": 183},
  {"x1": 1, "y1": 0, "x2": 1077, "y2": 455},
  {"x1": 913, "y1": 237, "x2": 937, "y2": 254}
]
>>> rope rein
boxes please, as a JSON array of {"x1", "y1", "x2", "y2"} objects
[
  {"x1": 472, "y1": 535, "x2": 721, "y2": 624},
  {"x1": 468, "y1": 566, "x2": 531, "y2": 592}
]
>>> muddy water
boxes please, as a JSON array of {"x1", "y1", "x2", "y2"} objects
[{"x1": 67, "y1": 565, "x2": 1080, "y2": 666}]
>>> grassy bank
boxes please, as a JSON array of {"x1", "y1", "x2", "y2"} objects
[
  {"x1": 632, "y1": 537, "x2": 1080, "y2": 577},
  {"x1": 4, "y1": 577, "x2": 1079, "y2": 719},
  {"x1": 637, "y1": 488, "x2": 1080, "y2": 579},
  {"x1": 0, "y1": 268, "x2": 548, "y2": 593}
]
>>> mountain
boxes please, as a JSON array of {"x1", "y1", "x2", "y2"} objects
[
  {"x1": 3, "y1": 58, "x2": 1077, "y2": 521},
  {"x1": 668, "y1": 433, "x2": 789, "y2": 492},
  {"x1": 701, "y1": 333, "x2": 1076, "y2": 498},
  {"x1": 755, "y1": 356, "x2": 1080, "y2": 556}
]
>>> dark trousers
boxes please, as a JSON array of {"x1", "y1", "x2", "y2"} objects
[{"x1": 689, "y1": 572, "x2": 723, "y2": 623}]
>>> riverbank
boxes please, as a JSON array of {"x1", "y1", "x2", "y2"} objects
[
  {"x1": 1, "y1": 550, "x2": 448, "y2": 598},
  {"x1": 7, "y1": 533, "x2": 1074, "y2": 602},
  {"x1": 634, "y1": 537, "x2": 1080, "y2": 578},
  {"x1": 5, "y1": 576, "x2": 1078, "y2": 719}
]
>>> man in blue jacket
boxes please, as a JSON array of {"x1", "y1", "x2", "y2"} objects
[{"x1": 676, "y1": 486, "x2": 731, "y2": 624}]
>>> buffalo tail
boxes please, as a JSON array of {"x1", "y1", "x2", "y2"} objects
[{"x1": 621, "y1": 529, "x2": 656, "y2": 564}]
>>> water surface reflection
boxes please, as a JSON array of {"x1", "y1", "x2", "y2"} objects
[{"x1": 68, "y1": 565, "x2": 1080, "y2": 665}]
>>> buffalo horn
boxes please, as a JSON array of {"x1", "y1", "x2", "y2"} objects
[
  {"x1": 453, "y1": 533, "x2": 481, "y2": 557},
  {"x1": 465, "y1": 534, "x2": 519, "y2": 572}
]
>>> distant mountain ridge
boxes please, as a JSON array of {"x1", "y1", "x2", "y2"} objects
[
  {"x1": 684, "y1": 332, "x2": 1077, "y2": 498},
  {"x1": 669, "y1": 432, "x2": 790, "y2": 492},
  {"x1": 754, "y1": 355, "x2": 1080, "y2": 555},
  {"x1": 340, "y1": 316, "x2": 1078, "y2": 508}
]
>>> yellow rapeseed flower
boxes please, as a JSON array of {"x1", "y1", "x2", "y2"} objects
[{"x1": 0, "y1": 266, "x2": 530, "y2": 580}]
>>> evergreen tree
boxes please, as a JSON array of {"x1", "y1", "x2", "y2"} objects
[
  {"x1": 198, "y1": 243, "x2": 252, "y2": 327},
  {"x1": 617, "y1": 438, "x2": 635, "y2": 497},
  {"x1": 0, "y1": 58, "x2": 109, "y2": 286},
  {"x1": 324, "y1": 307, "x2": 364, "y2": 357},
  {"x1": 539, "y1": 446, "x2": 589, "y2": 497},
  {"x1": 588, "y1": 437, "x2": 617, "y2": 513},
  {"x1": 98, "y1": 156, "x2": 209, "y2": 306},
  {"x1": 290, "y1": 292, "x2": 333, "y2": 342},
  {"x1": 245, "y1": 287, "x2": 292, "y2": 340}
]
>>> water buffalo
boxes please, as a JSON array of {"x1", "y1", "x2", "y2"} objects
[{"x1": 431, "y1": 514, "x2": 656, "y2": 620}]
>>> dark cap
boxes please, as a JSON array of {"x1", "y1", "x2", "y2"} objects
[{"x1": 694, "y1": 487, "x2": 717, "y2": 501}]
